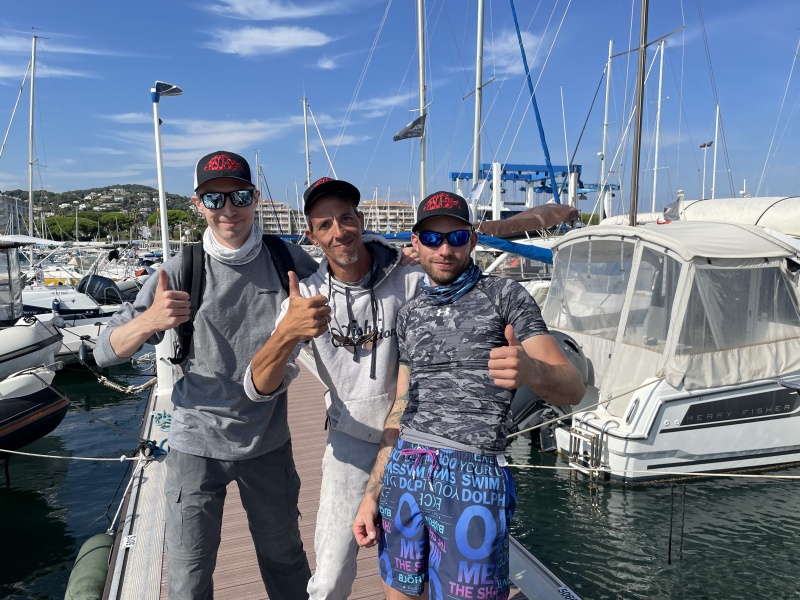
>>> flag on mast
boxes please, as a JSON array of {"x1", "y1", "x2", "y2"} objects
[{"x1": 393, "y1": 114, "x2": 426, "y2": 141}]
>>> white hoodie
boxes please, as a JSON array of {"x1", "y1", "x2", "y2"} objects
[{"x1": 247, "y1": 235, "x2": 423, "y2": 443}]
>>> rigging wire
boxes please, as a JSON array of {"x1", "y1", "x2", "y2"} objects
[
  {"x1": 695, "y1": 0, "x2": 734, "y2": 197},
  {"x1": 756, "y1": 35, "x2": 800, "y2": 196},
  {"x1": 500, "y1": 0, "x2": 573, "y2": 172},
  {"x1": 330, "y1": 0, "x2": 393, "y2": 166},
  {"x1": 0, "y1": 62, "x2": 30, "y2": 161},
  {"x1": 307, "y1": 104, "x2": 338, "y2": 179}
]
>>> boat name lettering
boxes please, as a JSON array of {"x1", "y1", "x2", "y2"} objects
[{"x1": 680, "y1": 391, "x2": 799, "y2": 427}]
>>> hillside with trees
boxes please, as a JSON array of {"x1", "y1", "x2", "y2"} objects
[{"x1": 0, "y1": 184, "x2": 201, "y2": 242}]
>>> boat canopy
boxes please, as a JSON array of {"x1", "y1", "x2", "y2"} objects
[{"x1": 542, "y1": 221, "x2": 800, "y2": 408}]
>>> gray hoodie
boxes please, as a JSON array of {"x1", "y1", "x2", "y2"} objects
[{"x1": 245, "y1": 235, "x2": 422, "y2": 443}]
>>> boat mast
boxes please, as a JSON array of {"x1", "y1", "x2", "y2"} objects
[
  {"x1": 255, "y1": 150, "x2": 263, "y2": 230},
  {"x1": 651, "y1": 39, "x2": 664, "y2": 212},
  {"x1": 711, "y1": 103, "x2": 719, "y2": 199},
  {"x1": 28, "y1": 36, "x2": 37, "y2": 244},
  {"x1": 628, "y1": 0, "x2": 649, "y2": 226},
  {"x1": 302, "y1": 97, "x2": 311, "y2": 188},
  {"x1": 472, "y1": 0, "x2": 485, "y2": 212},
  {"x1": 601, "y1": 40, "x2": 613, "y2": 218},
  {"x1": 416, "y1": 0, "x2": 427, "y2": 200}
]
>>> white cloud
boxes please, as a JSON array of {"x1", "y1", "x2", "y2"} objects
[
  {"x1": 0, "y1": 34, "x2": 120, "y2": 57},
  {"x1": 487, "y1": 30, "x2": 543, "y2": 76},
  {"x1": 80, "y1": 147, "x2": 127, "y2": 155},
  {"x1": 0, "y1": 62, "x2": 90, "y2": 81},
  {"x1": 206, "y1": 26, "x2": 333, "y2": 56},
  {"x1": 308, "y1": 133, "x2": 369, "y2": 152},
  {"x1": 207, "y1": 0, "x2": 349, "y2": 20},
  {"x1": 317, "y1": 57, "x2": 338, "y2": 70},
  {"x1": 102, "y1": 113, "x2": 152, "y2": 125},
  {"x1": 353, "y1": 92, "x2": 416, "y2": 118}
]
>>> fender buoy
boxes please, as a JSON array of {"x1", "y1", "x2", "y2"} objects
[{"x1": 64, "y1": 533, "x2": 114, "y2": 600}]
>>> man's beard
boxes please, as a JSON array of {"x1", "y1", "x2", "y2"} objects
[{"x1": 329, "y1": 245, "x2": 359, "y2": 267}]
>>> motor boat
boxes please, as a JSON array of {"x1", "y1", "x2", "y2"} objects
[
  {"x1": 0, "y1": 239, "x2": 67, "y2": 452},
  {"x1": 527, "y1": 220, "x2": 800, "y2": 481},
  {"x1": 21, "y1": 274, "x2": 144, "y2": 364}
]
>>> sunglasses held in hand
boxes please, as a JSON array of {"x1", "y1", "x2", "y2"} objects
[
  {"x1": 417, "y1": 229, "x2": 472, "y2": 248},
  {"x1": 199, "y1": 189, "x2": 255, "y2": 210}
]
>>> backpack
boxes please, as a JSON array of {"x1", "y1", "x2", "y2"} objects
[{"x1": 169, "y1": 234, "x2": 295, "y2": 364}]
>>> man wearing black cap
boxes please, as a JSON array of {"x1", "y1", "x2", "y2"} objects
[
  {"x1": 352, "y1": 191, "x2": 586, "y2": 599},
  {"x1": 95, "y1": 151, "x2": 325, "y2": 599},
  {"x1": 245, "y1": 177, "x2": 423, "y2": 600}
]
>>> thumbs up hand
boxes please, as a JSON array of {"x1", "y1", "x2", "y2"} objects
[
  {"x1": 278, "y1": 271, "x2": 330, "y2": 341},
  {"x1": 140, "y1": 268, "x2": 191, "y2": 334},
  {"x1": 488, "y1": 324, "x2": 532, "y2": 390}
]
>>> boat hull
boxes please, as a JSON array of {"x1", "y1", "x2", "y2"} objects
[
  {"x1": 556, "y1": 379, "x2": 800, "y2": 482},
  {"x1": 0, "y1": 369, "x2": 68, "y2": 452}
]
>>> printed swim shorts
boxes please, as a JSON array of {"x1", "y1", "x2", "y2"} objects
[{"x1": 377, "y1": 439, "x2": 517, "y2": 598}]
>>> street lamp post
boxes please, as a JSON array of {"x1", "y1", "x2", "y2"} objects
[
  {"x1": 150, "y1": 81, "x2": 182, "y2": 394},
  {"x1": 700, "y1": 140, "x2": 713, "y2": 199},
  {"x1": 151, "y1": 81, "x2": 183, "y2": 260}
]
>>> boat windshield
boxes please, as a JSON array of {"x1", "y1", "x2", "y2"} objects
[{"x1": 542, "y1": 239, "x2": 635, "y2": 340}]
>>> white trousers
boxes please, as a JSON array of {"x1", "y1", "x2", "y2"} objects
[{"x1": 307, "y1": 429, "x2": 379, "y2": 600}]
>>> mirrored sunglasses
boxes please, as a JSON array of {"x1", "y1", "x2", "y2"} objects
[
  {"x1": 417, "y1": 229, "x2": 472, "y2": 248},
  {"x1": 199, "y1": 189, "x2": 255, "y2": 210}
]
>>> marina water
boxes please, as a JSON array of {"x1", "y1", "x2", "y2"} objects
[{"x1": 2, "y1": 359, "x2": 799, "y2": 599}]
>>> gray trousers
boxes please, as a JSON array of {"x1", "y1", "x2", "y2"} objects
[
  {"x1": 164, "y1": 442, "x2": 311, "y2": 600},
  {"x1": 307, "y1": 429, "x2": 378, "y2": 600}
]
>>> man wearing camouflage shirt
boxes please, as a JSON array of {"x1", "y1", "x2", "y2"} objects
[{"x1": 352, "y1": 191, "x2": 585, "y2": 599}]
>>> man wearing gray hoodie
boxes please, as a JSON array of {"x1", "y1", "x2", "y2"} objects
[{"x1": 245, "y1": 177, "x2": 423, "y2": 600}]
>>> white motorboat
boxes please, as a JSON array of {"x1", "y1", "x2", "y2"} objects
[
  {"x1": 0, "y1": 241, "x2": 67, "y2": 452},
  {"x1": 21, "y1": 274, "x2": 145, "y2": 364},
  {"x1": 535, "y1": 220, "x2": 800, "y2": 481}
]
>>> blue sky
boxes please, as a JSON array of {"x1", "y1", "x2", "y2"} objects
[{"x1": 1, "y1": 0, "x2": 799, "y2": 214}]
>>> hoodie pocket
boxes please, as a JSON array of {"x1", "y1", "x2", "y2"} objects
[{"x1": 331, "y1": 392, "x2": 394, "y2": 443}]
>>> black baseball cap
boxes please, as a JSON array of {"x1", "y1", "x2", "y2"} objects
[
  {"x1": 303, "y1": 177, "x2": 361, "y2": 214},
  {"x1": 194, "y1": 151, "x2": 253, "y2": 191},
  {"x1": 412, "y1": 191, "x2": 473, "y2": 232}
]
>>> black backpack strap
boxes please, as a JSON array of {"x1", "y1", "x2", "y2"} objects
[
  {"x1": 169, "y1": 242, "x2": 204, "y2": 364},
  {"x1": 262, "y1": 234, "x2": 295, "y2": 294}
]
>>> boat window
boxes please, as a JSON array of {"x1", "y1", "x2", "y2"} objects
[
  {"x1": 543, "y1": 239, "x2": 635, "y2": 340},
  {"x1": 677, "y1": 265, "x2": 800, "y2": 354},
  {"x1": 621, "y1": 249, "x2": 680, "y2": 351}
]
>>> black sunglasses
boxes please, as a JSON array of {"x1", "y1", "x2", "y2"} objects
[
  {"x1": 198, "y1": 189, "x2": 255, "y2": 210},
  {"x1": 328, "y1": 326, "x2": 379, "y2": 351},
  {"x1": 417, "y1": 229, "x2": 472, "y2": 248}
]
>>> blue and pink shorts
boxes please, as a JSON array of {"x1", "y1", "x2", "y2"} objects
[{"x1": 378, "y1": 439, "x2": 517, "y2": 599}]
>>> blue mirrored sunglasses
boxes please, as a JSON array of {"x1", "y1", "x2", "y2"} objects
[
  {"x1": 199, "y1": 189, "x2": 255, "y2": 210},
  {"x1": 417, "y1": 229, "x2": 472, "y2": 248}
]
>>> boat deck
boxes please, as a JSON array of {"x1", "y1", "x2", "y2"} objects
[{"x1": 105, "y1": 359, "x2": 548, "y2": 598}]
